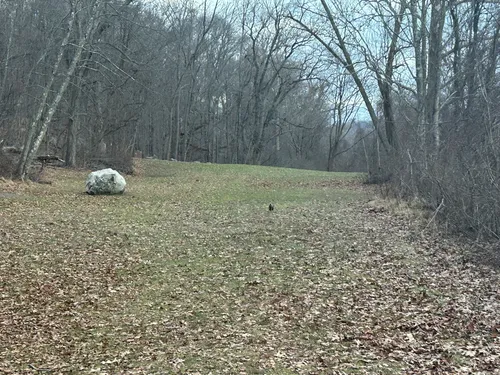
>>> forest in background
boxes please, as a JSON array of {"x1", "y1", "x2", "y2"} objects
[
  {"x1": 0, "y1": 0, "x2": 370, "y2": 175},
  {"x1": 0, "y1": 0, "x2": 499, "y2": 239}
]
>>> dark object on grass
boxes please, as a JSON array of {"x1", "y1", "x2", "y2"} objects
[{"x1": 269, "y1": 204, "x2": 274, "y2": 211}]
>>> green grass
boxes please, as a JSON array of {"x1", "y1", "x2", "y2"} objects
[{"x1": 1, "y1": 159, "x2": 498, "y2": 374}]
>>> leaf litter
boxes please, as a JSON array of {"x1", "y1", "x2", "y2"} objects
[{"x1": 0, "y1": 161, "x2": 498, "y2": 374}]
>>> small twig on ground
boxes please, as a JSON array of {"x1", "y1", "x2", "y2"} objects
[{"x1": 28, "y1": 364, "x2": 53, "y2": 373}]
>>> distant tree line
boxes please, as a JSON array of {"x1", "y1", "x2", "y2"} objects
[
  {"x1": 1, "y1": 0, "x2": 499, "y2": 238},
  {"x1": 0, "y1": 0, "x2": 365, "y2": 178}
]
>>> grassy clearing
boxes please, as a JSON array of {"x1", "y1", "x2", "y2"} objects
[{"x1": 1, "y1": 160, "x2": 499, "y2": 374}]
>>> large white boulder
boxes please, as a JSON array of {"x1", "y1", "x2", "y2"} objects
[{"x1": 86, "y1": 168, "x2": 126, "y2": 195}]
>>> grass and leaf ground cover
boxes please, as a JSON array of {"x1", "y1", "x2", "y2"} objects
[{"x1": 1, "y1": 159, "x2": 499, "y2": 374}]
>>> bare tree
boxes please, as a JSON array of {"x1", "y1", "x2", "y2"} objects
[
  {"x1": 16, "y1": 0, "x2": 137, "y2": 179},
  {"x1": 326, "y1": 73, "x2": 357, "y2": 171},
  {"x1": 288, "y1": 0, "x2": 393, "y2": 152},
  {"x1": 239, "y1": 1, "x2": 318, "y2": 164}
]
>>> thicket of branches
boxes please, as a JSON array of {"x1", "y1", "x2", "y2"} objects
[
  {"x1": 0, "y1": 0, "x2": 499, "y2": 238},
  {"x1": 288, "y1": 0, "x2": 500, "y2": 239}
]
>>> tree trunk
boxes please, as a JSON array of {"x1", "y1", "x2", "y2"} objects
[
  {"x1": 16, "y1": 2, "x2": 99, "y2": 179},
  {"x1": 175, "y1": 93, "x2": 181, "y2": 160},
  {"x1": 16, "y1": 9, "x2": 78, "y2": 179},
  {"x1": 409, "y1": 0, "x2": 428, "y2": 164},
  {"x1": 377, "y1": 0, "x2": 405, "y2": 150},
  {"x1": 426, "y1": 0, "x2": 447, "y2": 154},
  {"x1": 0, "y1": 4, "x2": 17, "y2": 110},
  {"x1": 65, "y1": 74, "x2": 82, "y2": 167}
]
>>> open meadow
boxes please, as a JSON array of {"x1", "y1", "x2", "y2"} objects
[{"x1": 1, "y1": 159, "x2": 499, "y2": 374}]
